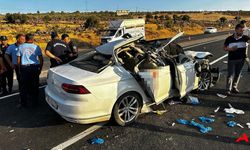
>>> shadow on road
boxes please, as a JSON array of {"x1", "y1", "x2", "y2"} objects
[
  {"x1": 130, "y1": 122, "x2": 250, "y2": 146},
  {"x1": 0, "y1": 89, "x2": 67, "y2": 128}
]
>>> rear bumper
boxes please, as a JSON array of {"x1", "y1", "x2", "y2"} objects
[
  {"x1": 61, "y1": 115, "x2": 110, "y2": 124},
  {"x1": 45, "y1": 86, "x2": 111, "y2": 124}
]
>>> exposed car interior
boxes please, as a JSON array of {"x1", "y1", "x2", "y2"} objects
[{"x1": 116, "y1": 44, "x2": 145, "y2": 72}]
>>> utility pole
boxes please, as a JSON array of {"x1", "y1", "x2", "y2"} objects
[{"x1": 85, "y1": 0, "x2": 88, "y2": 12}]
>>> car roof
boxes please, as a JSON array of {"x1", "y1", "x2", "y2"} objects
[{"x1": 96, "y1": 36, "x2": 143, "y2": 55}]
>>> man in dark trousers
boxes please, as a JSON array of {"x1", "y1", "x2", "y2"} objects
[
  {"x1": 0, "y1": 36, "x2": 12, "y2": 95},
  {"x1": 61, "y1": 34, "x2": 78, "y2": 61},
  {"x1": 45, "y1": 32, "x2": 71, "y2": 68},
  {"x1": 0, "y1": 47, "x2": 6, "y2": 91},
  {"x1": 224, "y1": 24, "x2": 250, "y2": 95},
  {"x1": 240, "y1": 20, "x2": 250, "y2": 72},
  {"x1": 17, "y1": 34, "x2": 43, "y2": 108},
  {"x1": 5, "y1": 34, "x2": 26, "y2": 90}
]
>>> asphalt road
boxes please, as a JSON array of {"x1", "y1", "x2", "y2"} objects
[{"x1": 1, "y1": 35, "x2": 250, "y2": 150}]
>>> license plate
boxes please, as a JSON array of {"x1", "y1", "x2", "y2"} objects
[{"x1": 47, "y1": 96, "x2": 58, "y2": 109}]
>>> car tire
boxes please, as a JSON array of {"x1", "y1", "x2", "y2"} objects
[
  {"x1": 112, "y1": 92, "x2": 142, "y2": 126},
  {"x1": 198, "y1": 71, "x2": 212, "y2": 91}
]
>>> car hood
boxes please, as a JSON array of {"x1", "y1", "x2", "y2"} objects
[
  {"x1": 184, "y1": 51, "x2": 213, "y2": 59},
  {"x1": 96, "y1": 35, "x2": 143, "y2": 55},
  {"x1": 156, "y1": 32, "x2": 184, "y2": 52}
]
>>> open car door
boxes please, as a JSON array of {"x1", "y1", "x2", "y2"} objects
[
  {"x1": 175, "y1": 54, "x2": 196, "y2": 98},
  {"x1": 138, "y1": 66, "x2": 172, "y2": 105}
]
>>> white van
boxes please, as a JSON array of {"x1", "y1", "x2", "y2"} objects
[{"x1": 101, "y1": 19, "x2": 145, "y2": 44}]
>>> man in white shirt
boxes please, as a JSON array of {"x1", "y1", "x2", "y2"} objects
[{"x1": 240, "y1": 20, "x2": 250, "y2": 72}]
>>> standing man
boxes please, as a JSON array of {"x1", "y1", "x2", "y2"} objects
[
  {"x1": 61, "y1": 34, "x2": 78, "y2": 61},
  {"x1": 224, "y1": 24, "x2": 250, "y2": 95},
  {"x1": 0, "y1": 47, "x2": 6, "y2": 92},
  {"x1": 5, "y1": 34, "x2": 26, "y2": 90},
  {"x1": 240, "y1": 20, "x2": 250, "y2": 72},
  {"x1": 45, "y1": 32, "x2": 70, "y2": 68},
  {"x1": 17, "y1": 34, "x2": 43, "y2": 107},
  {"x1": 0, "y1": 36, "x2": 12, "y2": 95}
]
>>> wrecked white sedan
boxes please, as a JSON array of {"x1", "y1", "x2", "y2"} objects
[{"x1": 45, "y1": 33, "x2": 219, "y2": 126}]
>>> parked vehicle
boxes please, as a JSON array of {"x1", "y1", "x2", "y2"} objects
[
  {"x1": 204, "y1": 27, "x2": 217, "y2": 34},
  {"x1": 101, "y1": 19, "x2": 145, "y2": 44},
  {"x1": 45, "y1": 33, "x2": 220, "y2": 126}
]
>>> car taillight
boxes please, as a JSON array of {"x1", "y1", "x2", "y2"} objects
[{"x1": 62, "y1": 83, "x2": 90, "y2": 94}]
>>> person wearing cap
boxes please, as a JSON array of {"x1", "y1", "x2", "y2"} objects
[
  {"x1": 224, "y1": 24, "x2": 250, "y2": 95},
  {"x1": 240, "y1": 20, "x2": 250, "y2": 72},
  {"x1": 45, "y1": 32, "x2": 71, "y2": 68},
  {"x1": 5, "y1": 34, "x2": 25, "y2": 91},
  {"x1": 0, "y1": 36, "x2": 12, "y2": 95},
  {"x1": 61, "y1": 34, "x2": 78, "y2": 61},
  {"x1": 17, "y1": 34, "x2": 43, "y2": 108}
]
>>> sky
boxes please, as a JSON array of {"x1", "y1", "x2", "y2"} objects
[{"x1": 0, "y1": 0, "x2": 250, "y2": 13}]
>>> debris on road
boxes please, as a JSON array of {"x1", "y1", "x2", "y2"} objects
[
  {"x1": 226, "y1": 114, "x2": 235, "y2": 118},
  {"x1": 177, "y1": 119, "x2": 189, "y2": 125},
  {"x1": 217, "y1": 93, "x2": 227, "y2": 99},
  {"x1": 190, "y1": 120, "x2": 212, "y2": 133},
  {"x1": 171, "y1": 122, "x2": 176, "y2": 126},
  {"x1": 237, "y1": 123, "x2": 244, "y2": 129},
  {"x1": 89, "y1": 137, "x2": 105, "y2": 145},
  {"x1": 152, "y1": 110, "x2": 167, "y2": 115},
  {"x1": 114, "y1": 135, "x2": 119, "y2": 138},
  {"x1": 198, "y1": 116, "x2": 215, "y2": 123},
  {"x1": 186, "y1": 96, "x2": 200, "y2": 105},
  {"x1": 227, "y1": 121, "x2": 237, "y2": 127},
  {"x1": 223, "y1": 61, "x2": 228, "y2": 64},
  {"x1": 246, "y1": 123, "x2": 250, "y2": 128},
  {"x1": 176, "y1": 119, "x2": 212, "y2": 133},
  {"x1": 224, "y1": 104, "x2": 245, "y2": 114},
  {"x1": 214, "y1": 106, "x2": 220, "y2": 113},
  {"x1": 168, "y1": 100, "x2": 182, "y2": 105},
  {"x1": 210, "y1": 115, "x2": 215, "y2": 118},
  {"x1": 9, "y1": 129, "x2": 14, "y2": 133},
  {"x1": 166, "y1": 137, "x2": 173, "y2": 141}
]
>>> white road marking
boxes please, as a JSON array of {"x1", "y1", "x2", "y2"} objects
[
  {"x1": 183, "y1": 39, "x2": 223, "y2": 50},
  {"x1": 183, "y1": 38, "x2": 228, "y2": 66},
  {"x1": 51, "y1": 122, "x2": 106, "y2": 150},
  {"x1": 210, "y1": 54, "x2": 228, "y2": 65},
  {"x1": 0, "y1": 85, "x2": 46, "y2": 100}
]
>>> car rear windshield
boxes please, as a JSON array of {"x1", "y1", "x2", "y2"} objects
[{"x1": 70, "y1": 51, "x2": 112, "y2": 73}]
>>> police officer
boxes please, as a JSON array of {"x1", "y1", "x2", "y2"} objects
[
  {"x1": 0, "y1": 36, "x2": 12, "y2": 95},
  {"x1": 17, "y1": 34, "x2": 43, "y2": 107},
  {"x1": 61, "y1": 34, "x2": 78, "y2": 61},
  {"x1": 45, "y1": 32, "x2": 70, "y2": 68},
  {"x1": 0, "y1": 49, "x2": 7, "y2": 93},
  {"x1": 0, "y1": 57, "x2": 6, "y2": 75},
  {"x1": 5, "y1": 34, "x2": 26, "y2": 90}
]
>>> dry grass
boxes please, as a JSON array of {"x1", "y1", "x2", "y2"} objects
[
  {"x1": 145, "y1": 23, "x2": 204, "y2": 41},
  {"x1": 0, "y1": 12, "x2": 248, "y2": 48},
  {"x1": 0, "y1": 23, "x2": 100, "y2": 51}
]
